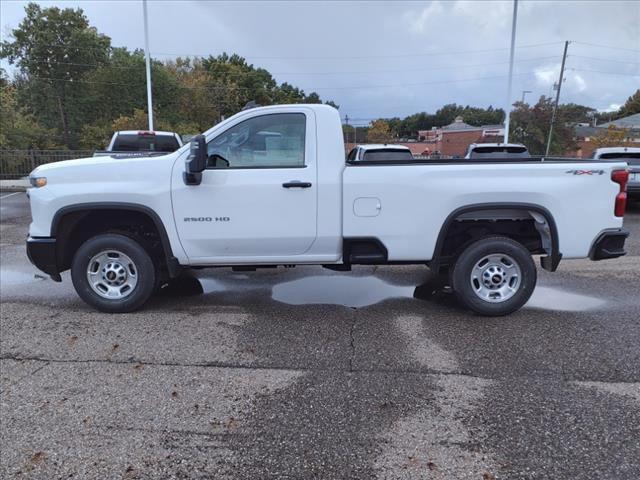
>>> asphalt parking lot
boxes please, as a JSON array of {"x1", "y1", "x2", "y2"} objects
[{"x1": 1, "y1": 191, "x2": 639, "y2": 479}]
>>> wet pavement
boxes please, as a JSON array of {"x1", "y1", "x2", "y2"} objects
[{"x1": 1, "y1": 192, "x2": 639, "y2": 479}]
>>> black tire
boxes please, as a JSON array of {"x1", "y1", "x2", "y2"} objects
[
  {"x1": 71, "y1": 233, "x2": 156, "y2": 313},
  {"x1": 451, "y1": 236, "x2": 536, "y2": 316}
]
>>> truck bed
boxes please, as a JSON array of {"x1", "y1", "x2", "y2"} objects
[{"x1": 347, "y1": 155, "x2": 606, "y2": 166}]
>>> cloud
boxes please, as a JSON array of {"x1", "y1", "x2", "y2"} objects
[
  {"x1": 405, "y1": 1, "x2": 444, "y2": 34},
  {"x1": 534, "y1": 65, "x2": 587, "y2": 94},
  {"x1": 600, "y1": 103, "x2": 622, "y2": 112},
  {"x1": 534, "y1": 64, "x2": 560, "y2": 85},
  {"x1": 573, "y1": 74, "x2": 587, "y2": 93}
]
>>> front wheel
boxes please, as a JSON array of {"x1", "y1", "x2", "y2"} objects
[
  {"x1": 451, "y1": 236, "x2": 536, "y2": 316},
  {"x1": 71, "y1": 233, "x2": 156, "y2": 313}
]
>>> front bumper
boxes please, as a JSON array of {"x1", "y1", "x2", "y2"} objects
[
  {"x1": 26, "y1": 237, "x2": 61, "y2": 281},
  {"x1": 590, "y1": 229, "x2": 629, "y2": 261}
]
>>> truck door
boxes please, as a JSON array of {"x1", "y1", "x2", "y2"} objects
[{"x1": 172, "y1": 110, "x2": 318, "y2": 262}]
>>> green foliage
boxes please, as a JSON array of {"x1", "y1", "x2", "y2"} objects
[
  {"x1": 1, "y1": 2, "x2": 111, "y2": 148},
  {"x1": 591, "y1": 125, "x2": 629, "y2": 148},
  {"x1": 619, "y1": 89, "x2": 640, "y2": 117},
  {"x1": 1, "y1": 77, "x2": 61, "y2": 149},
  {"x1": 593, "y1": 89, "x2": 639, "y2": 124},
  {"x1": 367, "y1": 120, "x2": 392, "y2": 143},
  {"x1": 383, "y1": 104, "x2": 505, "y2": 138},
  {"x1": 509, "y1": 96, "x2": 577, "y2": 155}
]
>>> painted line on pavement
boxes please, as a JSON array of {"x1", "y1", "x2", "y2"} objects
[{"x1": 0, "y1": 192, "x2": 23, "y2": 200}]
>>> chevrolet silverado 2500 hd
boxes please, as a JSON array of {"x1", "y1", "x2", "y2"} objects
[{"x1": 26, "y1": 104, "x2": 630, "y2": 315}]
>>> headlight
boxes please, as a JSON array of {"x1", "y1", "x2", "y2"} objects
[{"x1": 29, "y1": 176, "x2": 47, "y2": 188}]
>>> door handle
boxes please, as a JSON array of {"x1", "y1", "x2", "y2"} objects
[{"x1": 282, "y1": 181, "x2": 312, "y2": 189}]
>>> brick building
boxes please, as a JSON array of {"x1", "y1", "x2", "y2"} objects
[{"x1": 418, "y1": 117, "x2": 505, "y2": 157}]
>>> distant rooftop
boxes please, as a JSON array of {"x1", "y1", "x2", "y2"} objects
[
  {"x1": 439, "y1": 116, "x2": 504, "y2": 132},
  {"x1": 599, "y1": 113, "x2": 640, "y2": 130}
]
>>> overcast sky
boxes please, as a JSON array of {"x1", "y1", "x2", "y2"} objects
[{"x1": 1, "y1": 0, "x2": 639, "y2": 124}]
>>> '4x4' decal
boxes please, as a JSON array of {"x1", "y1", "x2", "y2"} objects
[{"x1": 565, "y1": 169, "x2": 605, "y2": 175}]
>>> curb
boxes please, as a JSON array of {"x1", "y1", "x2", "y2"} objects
[{"x1": 0, "y1": 179, "x2": 29, "y2": 192}]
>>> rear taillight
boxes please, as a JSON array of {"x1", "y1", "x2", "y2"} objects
[{"x1": 612, "y1": 169, "x2": 629, "y2": 217}]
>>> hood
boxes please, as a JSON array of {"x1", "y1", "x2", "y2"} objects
[
  {"x1": 30, "y1": 152, "x2": 180, "y2": 186},
  {"x1": 31, "y1": 152, "x2": 176, "y2": 176}
]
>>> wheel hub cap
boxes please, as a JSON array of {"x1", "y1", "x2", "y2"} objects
[
  {"x1": 87, "y1": 250, "x2": 138, "y2": 299},
  {"x1": 471, "y1": 254, "x2": 521, "y2": 303}
]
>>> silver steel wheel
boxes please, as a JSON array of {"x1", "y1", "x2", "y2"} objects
[
  {"x1": 86, "y1": 250, "x2": 139, "y2": 299},
  {"x1": 470, "y1": 253, "x2": 521, "y2": 303}
]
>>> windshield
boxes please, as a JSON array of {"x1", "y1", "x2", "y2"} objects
[
  {"x1": 469, "y1": 146, "x2": 530, "y2": 159},
  {"x1": 112, "y1": 134, "x2": 180, "y2": 153}
]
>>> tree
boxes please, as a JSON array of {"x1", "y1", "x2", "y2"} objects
[
  {"x1": 619, "y1": 89, "x2": 640, "y2": 117},
  {"x1": 0, "y1": 74, "x2": 60, "y2": 149},
  {"x1": 509, "y1": 96, "x2": 577, "y2": 155},
  {"x1": 367, "y1": 120, "x2": 392, "y2": 143},
  {"x1": 591, "y1": 125, "x2": 629, "y2": 148},
  {"x1": 1, "y1": 3, "x2": 111, "y2": 148}
]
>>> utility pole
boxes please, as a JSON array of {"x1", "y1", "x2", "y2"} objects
[
  {"x1": 545, "y1": 40, "x2": 569, "y2": 156},
  {"x1": 142, "y1": 0, "x2": 154, "y2": 131},
  {"x1": 521, "y1": 90, "x2": 532, "y2": 103},
  {"x1": 503, "y1": 0, "x2": 518, "y2": 144},
  {"x1": 345, "y1": 115, "x2": 350, "y2": 144}
]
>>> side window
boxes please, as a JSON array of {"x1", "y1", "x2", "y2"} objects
[
  {"x1": 207, "y1": 113, "x2": 306, "y2": 168},
  {"x1": 346, "y1": 148, "x2": 358, "y2": 162}
]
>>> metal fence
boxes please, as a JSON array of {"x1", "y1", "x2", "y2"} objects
[{"x1": 0, "y1": 150, "x2": 93, "y2": 179}]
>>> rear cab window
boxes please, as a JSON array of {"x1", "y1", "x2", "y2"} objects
[
  {"x1": 468, "y1": 146, "x2": 530, "y2": 159},
  {"x1": 357, "y1": 149, "x2": 413, "y2": 163}
]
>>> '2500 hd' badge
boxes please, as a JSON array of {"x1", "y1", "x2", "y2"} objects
[{"x1": 184, "y1": 217, "x2": 230, "y2": 222}]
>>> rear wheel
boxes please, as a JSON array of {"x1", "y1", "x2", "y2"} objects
[
  {"x1": 451, "y1": 236, "x2": 536, "y2": 316},
  {"x1": 71, "y1": 233, "x2": 156, "y2": 313}
]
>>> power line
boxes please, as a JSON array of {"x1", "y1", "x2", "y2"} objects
[
  {"x1": 149, "y1": 41, "x2": 563, "y2": 60},
  {"x1": 4, "y1": 40, "x2": 563, "y2": 60},
  {"x1": 25, "y1": 70, "x2": 541, "y2": 91},
  {"x1": 568, "y1": 68, "x2": 640, "y2": 77},
  {"x1": 572, "y1": 41, "x2": 640, "y2": 54},
  {"x1": 22, "y1": 59, "x2": 143, "y2": 70},
  {"x1": 569, "y1": 55, "x2": 640, "y2": 65},
  {"x1": 16, "y1": 55, "x2": 560, "y2": 77},
  {"x1": 28, "y1": 76, "x2": 145, "y2": 87},
  {"x1": 267, "y1": 56, "x2": 560, "y2": 76},
  {"x1": 307, "y1": 72, "x2": 536, "y2": 91}
]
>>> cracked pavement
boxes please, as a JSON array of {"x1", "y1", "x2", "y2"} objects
[{"x1": 1, "y1": 192, "x2": 639, "y2": 479}]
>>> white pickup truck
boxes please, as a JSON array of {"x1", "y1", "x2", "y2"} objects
[
  {"x1": 26, "y1": 104, "x2": 630, "y2": 316},
  {"x1": 93, "y1": 130, "x2": 183, "y2": 157}
]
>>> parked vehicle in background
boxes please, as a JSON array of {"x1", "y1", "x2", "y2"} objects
[
  {"x1": 93, "y1": 131, "x2": 183, "y2": 157},
  {"x1": 592, "y1": 147, "x2": 640, "y2": 199},
  {"x1": 27, "y1": 104, "x2": 629, "y2": 316},
  {"x1": 465, "y1": 143, "x2": 530, "y2": 160},
  {"x1": 347, "y1": 144, "x2": 413, "y2": 162}
]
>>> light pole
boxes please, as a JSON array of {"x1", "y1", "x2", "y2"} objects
[
  {"x1": 521, "y1": 90, "x2": 532, "y2": 103},
  {"x1": 143, "y1": 0, "x2": 154, "y2": 131},
  {"x1": 503, "y1": 0, "x2": 518, "y2": 144}
]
